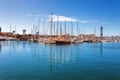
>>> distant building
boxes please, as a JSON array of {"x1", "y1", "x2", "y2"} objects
[
  {"x1": 13, "y1": 31, "x2": 15, "y2": 34},
  {"x1": 23, "y1": 29, "x2": 26, "y2": 35}
]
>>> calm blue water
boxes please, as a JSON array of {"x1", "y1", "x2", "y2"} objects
[{"x1": 0, "y1": 41, "x2": 120, "y2": 80}]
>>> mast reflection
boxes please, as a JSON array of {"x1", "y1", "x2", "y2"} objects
[
  {"x1": 0, "y1": 41, "x2": 1, "y2": 53},
  {"x1": 100, "y1": 42, "x2": 103, "y2": 57},
  {"x1": 48, "y1": 44, "x2": 80, "y2": 72}
]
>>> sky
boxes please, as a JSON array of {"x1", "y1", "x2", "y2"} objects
[{"x1": 0, "y1": 0, "x2": 120, "y2": 36}]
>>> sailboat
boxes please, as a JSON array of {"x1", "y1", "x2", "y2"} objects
[
  {"x1": 44, "y1": 12, "x2": 56, "y2": 44},
  {"x1": 55, "y1": 20, "x2": 71, "y2": 44}
]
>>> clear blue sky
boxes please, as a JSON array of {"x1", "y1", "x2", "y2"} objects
[{"x1": 0, "y1": 0, "x2": 120, "y2": 36}]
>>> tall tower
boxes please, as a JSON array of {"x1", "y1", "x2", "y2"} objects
[
  {"x1": 100, "y1": 26, "x2": 103, "y2": 40},
  {"x1": 0, "y1": 27, "x2": 1, "y2": 33}
]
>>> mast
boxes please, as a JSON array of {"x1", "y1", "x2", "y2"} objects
[
  {"x1": 12, "y1": 25, "x2": 16, "y2": 34},
  {"x1": 53, "y1": 21, "x2": 55, "y2": 35},
  {"x1": 10, "y1": 23, "x2": 11, "y2": 33},
  {"x1": 33, "y1": 24, "x2": 35, "y2": 39},
  {"x1": 38, "y1": 17, "x2": 41, "y2": 34},
  {"x1": 56, "y1": 16, "x2": 59, "y2": 36},
  {"x1": 50, "y1": 12, "x2": 53, "y2": 38},
  {"x1": 64, "y1": 20, "x2": 66, "y2": 35},
  {"x1": 71, "y1": 21, "x2": 73, "y2": 37},
  {"x1": 94, "y1": 26, "x2": 96, "y2": 40},
  {"x1": 60, "y1": 22, "x2": 62, "y2": 36},
  {"x1": 94, "y1": 27, "x2": 96, "y2": 35},
  {"x1": 77, "y1": 21, "x2": 79, "y2": 35},
  {"x1": 43, "y1": 19, "x2": 45, "y2": 35},
  {"x1": 31, "y1": 28, "x2": 32, "y2": 35},
  {"x1": 15, "y1": 25, "x2": 16, "y2": 34}
]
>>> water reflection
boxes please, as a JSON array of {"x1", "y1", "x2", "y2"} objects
[
  {"x1": 93, "y1": 43, "x2": 96, "y2": 56},
  {"x1": 0, "y1": 41, "x2": 105, "y2": 58},
  {"x1": 47, "y1": 44, "x2": 81, "y2": 72},
  {"x1": 92, "y1": 43, "x2": 103, "y2": 57},
  {"x1": 49, "y1": 45, "x2": 53, "y2": 71},
  {"x1": 100, "y1": 43, "x2": 103, "y2": 57},
  {"x1": 22, "y1": 41, "x2": 27, "y2": 49},
  {"x1": 0, "y1": 41, "x2": 29, "y2": 56},
  {"x1": 0, "y1": 42, "x2": 1, "y2": 53},
  {"x1": 0, "y1": 41, "x2": 120, "y2": 80},
  {"x1": 0, "y1": 41, "x2": 96, "y2": 61}
]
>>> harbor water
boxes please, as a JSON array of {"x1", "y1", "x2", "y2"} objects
[{"x1": 0, "y1": 41, "x2": 120, "y2": 80}]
